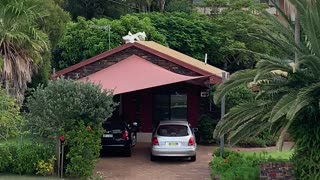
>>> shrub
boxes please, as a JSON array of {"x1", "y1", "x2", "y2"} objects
[
  {"x1": 210, "y1": 150, "x2": 289, "y2": 180},
  {"x1": 0, "y1": 88, "x2": 24, "y2": 141},
  {"x1": 289, "y1": 115, "x2": 320, "y2": 179},
  {"x1": 26, "y1": 79, "x2": 115, "y2": 179},
  {"x1": 0, "y1": 145, "x2": 12, "y2": 172},
  {"x1": 210, "y1": 153, "x2": 259, "y2": 180},
  {"x1": 26, "y1": 78, "x2": 115, "y2": 144},
  {"x1": 65, "y1": 121, "x2": 104, "y2": 179},
  {"x1": 213, "y1": 148, "x2": 240, "y2": 159},
  {"x1": 0, "y1": 142, "x2": 52, "y2": 175},
  {"x1": 225, "y1": 85, "x2": 255, "y2": 112},
  {"x1": 236, "y1": 131, "x2": 277, "y2": 148},
  {"x1": 10, "y1": 143, "x2": 52, "y2": 175},
  {"x1": 198, "y1": 114, "x2": 218, "y2": 144},
  {"x1": 35, "y1": 156, "x2": 56, "y2": 176}
]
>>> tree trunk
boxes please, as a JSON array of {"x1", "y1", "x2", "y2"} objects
[{"x1": 160, "y1": 0, "x2": 165, "y2": 12}]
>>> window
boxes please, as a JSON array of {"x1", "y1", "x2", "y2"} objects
[
  {"x1": 153, "y1": 93, "x2": 187, "y2": 125},
  {"x1": 157, "y1": 125, "x2": 189, "y2": 137}
]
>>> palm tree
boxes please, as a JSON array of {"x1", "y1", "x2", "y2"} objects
[
  {"x1": 0, "y1": 0, "x2": 49, "y2": 102},
  {"x1": 213, "y1": 0, "x2": 320, "y2": 178}
]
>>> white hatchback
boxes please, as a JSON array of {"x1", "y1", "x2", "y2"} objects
[{"x1": 150, "y1": 121, "x2": 197, "y2": 162}]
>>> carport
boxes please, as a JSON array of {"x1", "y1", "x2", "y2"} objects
[{"x1": 53, "y1": 40, "x2": 224, "y2": 141}]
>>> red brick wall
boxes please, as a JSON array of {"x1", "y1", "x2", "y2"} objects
[{"x1": 64, "y1": 47, "x2": 200, "y2": 80}]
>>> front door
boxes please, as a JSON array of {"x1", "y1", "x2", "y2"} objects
[{"x1": 152, "y1": 93, "x2": 187, "y2": 127}]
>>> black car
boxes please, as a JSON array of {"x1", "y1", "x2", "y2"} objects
[{"x1": 101, "y1": 118, "x2": 139, "y2": 157}]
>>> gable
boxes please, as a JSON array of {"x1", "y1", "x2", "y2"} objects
[{"x1": 53, "y1": 41, "x2": 225, "y2": 84}]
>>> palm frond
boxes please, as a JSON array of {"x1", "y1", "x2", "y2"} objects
[
  {"x1": 298, "y1": 55, "x2": 320, "y2": 78},
  {"x1": 287, "y1": 82, "x2": 320, "y2": 120},
  {"x1": 269, "y1": 92, "x2": 297, "y2": 123},
  {"x1": 213, "y1": 100, "x2": 272, "y2": 139}
]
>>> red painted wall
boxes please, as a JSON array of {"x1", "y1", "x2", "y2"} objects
[{"x1": 140, "y1": 89, "x2": 153, "y2": 132}]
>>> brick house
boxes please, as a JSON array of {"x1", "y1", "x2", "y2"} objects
[{"x1": 53, "y1": 41, "x2": 225, "y2": 140}]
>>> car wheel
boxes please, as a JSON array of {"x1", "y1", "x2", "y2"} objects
[
  {"x1": 124, "y1": 146, "x2": 132, "y2": 157},
  {"x1": 150, "y1": 154, "x2": 156, "y2": 161},
  {"x1": 190, "y1": 155, "x2": 196, "y2": 162}
]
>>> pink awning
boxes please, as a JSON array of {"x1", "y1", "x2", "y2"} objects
[{"x1": 79, "y1": 55, "x2": 208, "y2": 95}]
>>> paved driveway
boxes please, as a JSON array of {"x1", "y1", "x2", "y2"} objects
[{"x1": 95, "y1": 143, "x2": 215, "y2": 180}]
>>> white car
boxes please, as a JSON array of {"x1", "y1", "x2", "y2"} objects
[{"x1": 150, "y1": 121, "x2": 197, "y2": 162}]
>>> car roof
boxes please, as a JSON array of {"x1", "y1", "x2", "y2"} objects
[{"x1": 158, "y1": 121, "x2": 190, "y2": 126}]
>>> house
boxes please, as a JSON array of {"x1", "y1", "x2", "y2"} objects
[{"x1": 53, "y1": 40, "x2": 225, "y2": 141}]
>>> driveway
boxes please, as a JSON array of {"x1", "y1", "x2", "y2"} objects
[{"x1": 95, "y1": 143, "x2": 214, "y2": 180}]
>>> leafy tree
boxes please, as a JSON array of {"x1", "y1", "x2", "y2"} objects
[
  {"x1": 62, "y1": 0, "x2": 131, "y2": 20},
  {"x1": 35, "y1": 0, "x2": 71, "y2": 49},
  {"x1": 0, "y1": 88, "x2": 24, "y2": 141},
  {"x1": 30, "y1": 0, "x2": 71, "y2": 87},
  {"x1": 138, "y1": 11, "x2": 276, "y2": 71},
  {"x1": 213, "y1": 0, "x2": 320, "y2": 178},
  {"x1": 26, "y1": 78, "x2": 115, "y2": 143},
  {"x1": 26, "y1": 79, "x2": 115, "y2": 178},
  {"x1": 212, "y1": 0, "x2": 278, "y2": 72},
  {"x1": 53, "y1": 15, "x2": 166, "y2": 70},
  {"x1": 165, "y1": 0, "x2": 194, "y2": 13},
  {"x1": 0, "y1": 0, "x2": 50, "y2": 102},
  {"x1": 137, "y1": 12, "x2": 221, "y2": 62}
]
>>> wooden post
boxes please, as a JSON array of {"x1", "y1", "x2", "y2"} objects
[
  {"x1": 57, "y1": 140, "x2": 61, "y2": 177},
  {"x1": 61, "y1": 144, "x2": 64, "y2": 178}
]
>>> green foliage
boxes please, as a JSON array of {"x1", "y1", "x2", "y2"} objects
[
  {"x1": 210, "y1": 153, "x2": 259, "y2": 180},
  {"x1": 35, "y1": 156, "x2": 56, "y2": 176},
  {"x1": 0, "y1": 145, "x2": 12, "y2": 172},
  {"x1": 53, "y1": 11, "x2": 275, "y2": 72},
  {"x1": 0, "y1": 0, "x2": 50, "y2": 101},
  {"x1": 289, "y1": 114, "x2": 320, "y2": 179},
  {"x1": 165, "y1": 0, "x2": 194, "y2": 13},
  {"x1": 237, "y1": 132, "x2": 276, "y2": 148},
  {"x1": 212, "y1": 2, "x2": 278, "y2": 72},
  {"x1": 1, "y1": 143, "x2": 53, "y2": 175},
  {"x1": 137, "y1": 10, "x2": 276, "y2": 71},
  {"x1": 62, "y1": 0, "x2": 131, "y2": 20},
  {"x1": 137, "y1": 12, "x2": 220, "y2": 61},
  {"x1": 25, "y1": 0, "x2": 71, "y2": 89},
  {"x1": 65, "y1": 121, "x2": 104, "y2": 179},
  {"x1": 0, "y1": 89, "x2": 24, "y2": 141},
  {"x1": 210, "y1": 150, "x2": 289, "y2": 180},
  {"x1": 225, "y1": 85, "x2": 255, "y2": 111},
  {"x1": 213, "y1": 0, "x2": 320, "y2": 178},
  {"x1": 26, "y1": 78, "x2": 115, "y2": 144},
  {"x1": 197, "y1": 114, "x2": 218, "y2": 144},
  {"x1": 53, "y1": 15, "x2": 166, "y2": 70},
  {"x1": 34, "y1": 0, "x2": 71, "y2": 48},
  {"x1": 213, "y1": 148, "x2": 239, "y2": 159}
]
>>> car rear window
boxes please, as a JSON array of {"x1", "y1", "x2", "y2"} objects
[
  {"x1": 103, "y1": 119, "x2": 125, "y2": 130},
  {"x1": 157, "y1": 125, "x2": 189, "y2": 137}
]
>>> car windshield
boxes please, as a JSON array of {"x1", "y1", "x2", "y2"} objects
[{"x1": 157, "y1": 125, "x2": 189, "y2": 137}]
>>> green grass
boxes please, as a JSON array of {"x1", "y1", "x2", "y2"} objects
[{"x1": 241, "y1": 150, "x2": 294, "y2": 160}]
